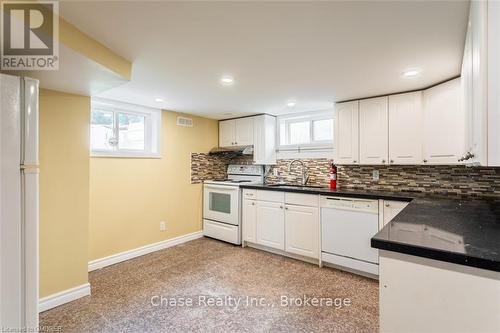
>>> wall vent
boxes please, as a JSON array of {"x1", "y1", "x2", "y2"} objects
[{"x1": 176, "y1": 116, "x2": 193, "y2": 127}]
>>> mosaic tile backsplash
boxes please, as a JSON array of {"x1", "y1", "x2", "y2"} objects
[{"x1": 191, "y1": 154, "x2": 500, "y2": 197}]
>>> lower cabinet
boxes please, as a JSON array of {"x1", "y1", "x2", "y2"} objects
[
  {"x1": 242, "y1": 190, "x2": 319, "y2": 260},
  {"x1": 285, "y1": 205, "x2": 319, "y2": 259},
  {"x1": 255, "y1": 201, "x2": 285, "y2": 250},
  {"x1": 242, "y1": 199, "x2": 257, "y2": 243}
]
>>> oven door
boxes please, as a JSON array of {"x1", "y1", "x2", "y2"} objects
[{"x1": 203, "y1": 184, "x2": 240, "y2": 225}]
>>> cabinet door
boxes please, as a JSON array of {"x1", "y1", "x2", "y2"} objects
[
  {"x1": 234, "y1": 117, "x2": 254, "y2": 146},
  {"x1": 488, "y1": 1, "x2": 500, "y2": 166},
  {"x1": 219, "y1": 120, "x2": 235, "y2": 147},
  {"x1": 253, "y1": 115, "x2": 277, "y2": 165},
  {"x1": 285, "y1": 205, "x2": 319, "y2": 259},
  {"x1": 382, "y1": 200, "x2": 409, "y2": 226},
  {"x1": 359, "y1": 97, "x2": 389, "y2": 164},
  {"x1": 256, "y1": 201, "x2": 285, "y2": 250},
  {"x1": 389, "y1": 92, "x2": 423, "y2": 164},
  {"x1": 423, "y1": 78, "x2": 465, "y2": 164},
  {"x1": 335, "y1": 101, "x2": 359, "y2": 164},
  {"x1": 242, "y1": 199, "x2": 257, "y2": 243}
]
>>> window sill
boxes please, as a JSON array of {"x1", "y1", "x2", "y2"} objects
[{"x1": 90, "y1": 152, "x2": 161, "y2": 159}]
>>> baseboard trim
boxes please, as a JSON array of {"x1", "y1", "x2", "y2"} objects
[
  {"x1": 88, "y1": 231, "x2": 203, "y2": 272},
  {"x1": 39, "y1": 283, "x2": 91, "y2": 313}
]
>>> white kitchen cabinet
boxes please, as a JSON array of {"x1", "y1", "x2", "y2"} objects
[
  {"x1": 461, "y1": 0, "x2": 496, "y2": 166},
  {"x1": 379, "y1": 251, "x2": 500, "y2": 333},
  {"x1": 218, "y1": 117, "x2": 254, "y2": 148},
  {"x1": 359, "y1": 97, "x2": 389, "y2": 165},
  {"x1": 334, "y1": 101, "x2": 359, "y2": 164},
  {"x1": 234, "y1": 117, "x2": 254, "y2": 146},
  {"x1": 422, "y1": 78, "x2": 465, "y2": 164},
  {"x1": 388, "y1": 92, "x2": 423, "y2": 165},
  {"x1": 219, "y1": 120, "x2": 235, "y2": 147},
  {"x1": 285, "y1": 205, "x2": 319, "y2": 259},
  {"x1": 242, "y1": 198, "x2": 257, "y2": 243},
  {"x1": 253, "y1": 114, "x2": 277, "y2": 165},
  {"x1": 379, "y1": 200, "x2": 410, "y2": 229},
  {"x1": 488, "y1": 1, "x2": 500, "y2": 166},
  {"x1": 256, "y1": 201, "x2": 285, "y2": 250}
]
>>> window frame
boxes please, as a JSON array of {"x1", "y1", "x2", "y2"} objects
[
  {"x1": 90, "y1": 98, "x2": 161, "y2": 158},
  {"x1": 278, "y1": 110, "x2": 334, "y2": 150}
]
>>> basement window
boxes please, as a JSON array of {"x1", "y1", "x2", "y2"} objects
[
  {"x1": 277, "y1": 110, "x2": 334, "y2": 158},
  {"x1": 90, "y1": 98, "x2": 161, "y2": 158}
]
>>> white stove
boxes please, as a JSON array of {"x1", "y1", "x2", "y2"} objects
[{"x1": 203, "y1": 165, "x2": 264, "y2": 244}]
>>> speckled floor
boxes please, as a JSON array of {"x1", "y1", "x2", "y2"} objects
[{"x1": 40, "y1": 237, "x2": 379, "y2": 332}]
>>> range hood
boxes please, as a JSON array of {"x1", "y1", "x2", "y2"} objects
[{"x1": 209, "y1": 145, "x2": 254, "y2": 155}]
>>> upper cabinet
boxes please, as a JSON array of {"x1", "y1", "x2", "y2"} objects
[
  {"x1": 359, "y1": 97, "x2": 389, "y2": 165},
  {"x1": 334, "y1": 101, "x2": 359, "y2": 164},
  {"x1": 461, "y1": 0, "x2": 487, "y2": 166},
  {"x1": 219, "y1": 120, "x2": 235, "y2": 147},
  {"x1": 219, "y1": 117, "x2": 254, "y2": 147},
  {"x1": 335, "y1": 82, "x2": 464, "y2": 166},
  {"x1": 234, "y1": 118, "x2": 254, "y2": 146},
  {"x1": 219, "y1": 115, "x2": 277, "y2": 165},
  {"x1": 388, "y1": 92, "x2": 423, "y2": 165},
  {"x1": 461, "y1": 0, "x2": 500, "y2": 166},
  {"x1": 488, "y1": 1, "x2": 500, "y2": 166},
  {"x1": 253, "y1": 115, "x2": 277, "y2": 165},
  {"x1": 422, "y1": 78, "x2": 465, "y2": 164}
]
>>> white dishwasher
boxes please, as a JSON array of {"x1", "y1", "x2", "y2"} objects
[{"x1": 321, "y1": 196, "x2": 379, "y2": 276}]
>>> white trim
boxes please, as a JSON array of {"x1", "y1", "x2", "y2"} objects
[
  {"x1": 38, "y1": 283, "x2": 90, "y2": 313},
  {"x1": 88, "y1": 231, "x2": 203, "y2": 272},
  {"x1": 90, "y1": 152, "x2": 161, "y2": 159},
  {"x1": 277, "y1": 149, "x2": 334, "y2": 159}
]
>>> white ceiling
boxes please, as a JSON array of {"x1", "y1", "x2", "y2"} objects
[{"x1": 59, "y1": 1, "x2": 469, "y2": 119}]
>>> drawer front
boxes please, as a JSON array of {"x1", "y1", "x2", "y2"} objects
[
  {"x1": 243, "y1": 189, "x2": 257, "y2": 200},
  {"x1": 285, "y1": 192, "x2": 318, "y2": 207},
  {"x1": 256, "y1": 190, "x2": 284, "y2": 203},
  {"x1": 203, "y1": 219, "x2": 240, "y2": 245}
]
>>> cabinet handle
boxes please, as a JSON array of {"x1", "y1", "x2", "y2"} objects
[
  {"x1": 285, "y1": 207, "x2": 288, "y2": 210},
  {"x1": 390, "y1": 160, "x2": 394, "y2": 164},
  {"x1": 385, "y1": 203, "x2": 390, "y2": 207},
  {"x1": 280, "y1": 205, "x2": 283, "y2": 209},
  {"x1": 235, "y1": 142, "x2": 238, "y2": 145},
  {"x1": 423, "y1": 159, "x2": 428, "y2": 163},
  {"x1": 353, "y1": 160, "x2": 357, "y2": 163},
  {"x1": 251, "y1": 202, "x2": 255, "y2": 206},
  {"x1": 382, "y1": 159, "x2": 386, "y2": 163}
]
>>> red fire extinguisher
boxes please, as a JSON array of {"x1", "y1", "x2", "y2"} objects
[{"x1": 329, "y1": 162, "x2": 337, "y2": 190}]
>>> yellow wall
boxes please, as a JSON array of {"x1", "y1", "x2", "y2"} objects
[
  {"x1": 39, "y1": 89, "x2": 90, "y2": 297},
  {"x1": 89, "y1": 112, "x2": 218, "y2": 261}
]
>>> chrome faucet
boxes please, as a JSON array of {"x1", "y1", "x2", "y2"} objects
[{"x1": 288, "y1": 159, "x2": 309, "y2": 186}]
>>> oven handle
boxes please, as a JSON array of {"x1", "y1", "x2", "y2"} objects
[{"x1": 204, "y1": 184, "x2": 239, "y2": 191}]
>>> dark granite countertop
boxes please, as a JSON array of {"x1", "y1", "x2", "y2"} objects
[{"x1": 240, "y1": 183, "x2": 500, "y2": 272}]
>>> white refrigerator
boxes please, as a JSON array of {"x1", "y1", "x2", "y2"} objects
[{"x1": 0, "y1": 74, "x2": 39, "y2": 329}]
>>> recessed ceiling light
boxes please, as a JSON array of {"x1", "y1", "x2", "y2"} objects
[
  {"x1": 287, "y1": 101, "x2": 297, "y2": 107},
  {"x1": 220, "y1": 75, "x2": 234, "y2": 86},
  {"x1": 155, "y1": 98, "x2": 164, "y2": 102},
  {"x1": 402, "y1": 69, "x2": 421, "y2": 78}
]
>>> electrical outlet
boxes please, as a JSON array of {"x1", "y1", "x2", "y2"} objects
[
  {"x1": 273, "y1": 168, "x2": 279, "y2": 176},
  {"x1": 373, "y1": 170, "x2": 380, "y2": 181},
  {"x1": 160, "y1": 221, "x2": 166, "y2": 231}
]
